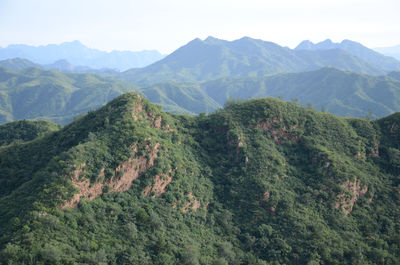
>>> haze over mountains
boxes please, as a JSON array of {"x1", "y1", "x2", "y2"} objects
[
  {"x1": 1, "y1": 34, "x2": 400, "y2": 264},
  {"x1": 1, "y1": 36, "x2": 400, "y2": 124},
  {"x1": 375, "y1": 44, "x2": 400, "y2": 61},
  {"x1": 295, "y1": 39, "x2": 400, "y2": 72},
  {"x1": 0, "y1": 40, "x2": 165, "y2": 71},
  {"x1": 121, "y1": 36, "x2": 396, "y2": 85}
]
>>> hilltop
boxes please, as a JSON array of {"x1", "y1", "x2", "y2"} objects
[{"x1": 0, "y1": 92, "x2": 399, "y2": 264}]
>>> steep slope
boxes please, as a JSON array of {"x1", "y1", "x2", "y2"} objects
[
  {"x1": 296, "y1": 39, "x2": 400, "y2": 71},
  {"x1": 201, "y1": 67, "x2": 400, "y2": 118},
  {"x1": 0, "y1": 41, "x2": 165, "y2": 70},
  {"x1": 121, "y1": 36, "x2": 384, "y2": 85},
  {"x1": 0, "y1": 93, "x2": 399, "y2": 264}
]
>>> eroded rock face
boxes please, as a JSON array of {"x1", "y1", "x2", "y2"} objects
[
  {"x1": 182, "y1": 193, "x2": 201, "y2": 212},
  {"x1": 335, "y1": 178, "x2": 368, "y2": 215},
  {"x1": 63, "y1": 143, "x2": 160, "y2": 208},
  {"x1": 172, "y1": 193, "x2": 202, "y2": 212},
  {"x1": 259, "y1": 191, "x2": 277, "y2": 214},
  {"x1": 255, "y1": 117, "x2": 298, "y2": 145},
  {"x1": 143, "y1": 173, "x2": 173, "y2": 197}
]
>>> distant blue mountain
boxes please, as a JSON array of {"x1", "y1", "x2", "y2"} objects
[
  {"x1": 295, "y1": 39, "x2": 400, "y2": 71},
  {"x1": 374, "y1": 44, "x2": 400, "y2": 61},
  {"x1": 121, "y1": 36, "x2": 386, "y2": 85},
  {"x1": 0, "y1": 41, "x2": 165, "y2": 70}
]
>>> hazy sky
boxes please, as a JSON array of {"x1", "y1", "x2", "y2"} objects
[{"x1": 1, "y1": 0, "x2": 399, "y2": 53}]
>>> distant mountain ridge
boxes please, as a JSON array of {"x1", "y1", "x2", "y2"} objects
[
  {"x1": 0, "y1": 41, "x2": 165, "y2": 70},
  {"x1": 120, "y1": 36, "x2": 389, "y2": 85},
  {"x1": 0, "y1": 65, "x2": 220, "y2": 124},
  {"x1": 375, "y1": 44, "x2": 400, "y2": 61},
  {"x1": 200, "y1": 67, "x2": 400, "y2": 119},
  {"x1": 0, "y1": 58, "x2": 121, "y2": 75},
  {"x1": 295, "y1": 39, "x2": 400, "y2": 71}
]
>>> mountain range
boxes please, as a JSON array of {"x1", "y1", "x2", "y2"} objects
[
  {"x1": 0, "y1": 92, "x2": 399, "y2": 264},
  {"x1": 375, "y1": 44, "x2": 400, "y2": 61},
  {"x1": 2, "y1": 60, "x2": 400, "y2": 124},
  {"x1": 0, "y1": 65, "x2": 221, "y2": 124},
  {"x1": 295, "y1": 39, "x2": 400, "y2": 71},
  {"x1": 120, "y1": 36, "x2": 400, "y2": 85},
  {"x1": 0, "y1": 41, "x2": 165, "y2": 70},
  {"x1": 2, "y1": 35, "x2": 400, "y2": 264}
]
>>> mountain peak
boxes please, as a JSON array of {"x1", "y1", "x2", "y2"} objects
[
  {"x1": 203, "y1": 36, "x2": 226, "y2": 45},
  {"x1": 295, "y1": 40, "x2": 315, "y2": 50},
  {"x1": 60, "y1": 40, "x2": 85, "y2": 47},
  {"x1": 321, "y1": 38, "x2": 333, "y2": 44}
]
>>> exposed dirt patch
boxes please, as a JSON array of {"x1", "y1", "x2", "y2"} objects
[
  {"x1": 261, "y1": 191, "x2": 270, "y2": 201},
  {"x1": 143, "y1": 174, "x2": 173, "y2": 197},
  {"x1": 255, "y1": 117, "x2": 298, "y2": 145},
  {"x1": 63, "y1": 143, "x2": 160, "y2": 208},
  {"x1": 335, "y1": 178, "x2": 368, "y2": 215},
  {"x1": 369, "y1": 143, "x2": 379, "y2": 157},
  {"x1": 154, "y1": 116, "x2": 162, "y2": 129},
  {"x1": 259, "y1": 191, "x2": 277, "y2": 214},
  {"x1": 181, "y1": 193, "x2": 201, "y2": 212}
]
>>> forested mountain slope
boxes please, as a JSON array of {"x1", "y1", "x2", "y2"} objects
[
  {"x1": 201, "y1": 67, "x2": 400, "y2": 119},
  {"x1": 0, "y1": 92, "x2": 399, "y2": 264},
  {"x1": 0, "y1": 120, "x2": 60, "y2": 147},
  {"x1": 0, "y1": 67, "x2": 220, "y2": 124},
  {"x1": 121, "y1": 37, "x2": 385, "y2": 85}
]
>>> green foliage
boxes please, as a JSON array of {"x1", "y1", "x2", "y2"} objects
[
  {"x1": 201, "y1": 67, "x2": 400, "y2": 119},
  {"x1": 0, "y1": 119, "x2": 60, "y2": 147},
  {"x1": 0, "y1": 93, "x2": 399, "y2": 264}
]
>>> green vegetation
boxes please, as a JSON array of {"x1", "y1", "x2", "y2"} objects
[
  {"x1": 2, "y1": 65, "x2": 400, "y2": 127},
  {"x1": 201, "y1": 67, "x2": 400, "y2": 119},
  {"x1": 0, "y1": 66, "x2": 220, "y2": 125},
  {"x1": 0, "y1": 92, "x2": 399, "y2": 264},
  {"x1": 120, "y1": 37, "x2": 384, "y2": 85},
  {"x1": 0, "y1": 66, "x2": 138, "y2": 124},
  {"x1": 0, "y1": 58, "x2": 40, "y2": 71},
  {"x1": 0, "y1": 120, "x2": 60, "y2": 147}
]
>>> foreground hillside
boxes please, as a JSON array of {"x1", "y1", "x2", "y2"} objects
[{"x1": 0, "y1": 93, "x2": 399, "y2": 264}]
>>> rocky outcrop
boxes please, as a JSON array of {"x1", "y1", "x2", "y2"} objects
[
  {"x1": 259, "y1": 191, "x2": 277, "y2": 214},
  {"x1": 143, "y1": 173, "x2": 173, "y2": 197},
  {"x1": 255, "y1": 117, "x2": 298, "y2": 145},
  {"x1": 172, "y1": 193, "x2": 202, "y2": 212},
  {"x1": 63, "y1": 142, "x2": 160, "y2": 208},
  {"x1": 182, "y1": 193, "x2": 201, "y2": 212},
  {"x1": 335, "y1": 178, "x2": 368, "y2": 215}
]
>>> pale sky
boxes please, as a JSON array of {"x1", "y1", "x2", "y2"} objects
[{"x1": 0, "y1": 0, "x2": 399, "y2": 54}]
